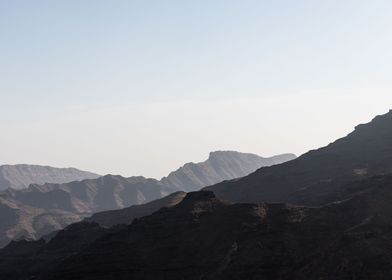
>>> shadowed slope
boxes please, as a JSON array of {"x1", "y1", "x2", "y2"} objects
[
  {"x1": 87, "y1": 191, "x2": 187, "y2": 227},
  {"x1": 2, "y1": 175, "x2": 392, "y2": 279},
  {"x1": 206, "y1": 110, "x2": 392, "y2": 205}
]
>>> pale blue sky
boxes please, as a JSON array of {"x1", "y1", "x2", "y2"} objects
[{"x1": 0, "y1": 1, "x2": 391, "y2": 177}]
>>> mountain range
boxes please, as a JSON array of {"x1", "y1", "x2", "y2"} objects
[
  {"x1": 0, "y1": 164, "x2": 100, "y2": 191},
  {"x1": 2, "y1": 175, "x2": 392, "y2": 279},
  {"x1": 0, "y1": 151, "x2": 295, "y2": 247},
  {"x1": 0, "y1": 111, "x2": 391, "y2": 279}
]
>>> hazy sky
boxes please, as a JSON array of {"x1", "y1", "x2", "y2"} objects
[{"x1": 1, "y1": 0, "x2": 391, "y2": 178}]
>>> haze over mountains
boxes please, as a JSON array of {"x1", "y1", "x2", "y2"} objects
[
  {"x1": 161, "y1": 151, "x2": 295, "y2": 192},
  {"x1": 0, "y1": 151, "x2": 294, "y2": 247},
  {"x1": 1, "y1": 111, "x2": 392, "y2": 279},
  {"x1": 0, "y1": 165, "x2": 100, "y2": 191}
]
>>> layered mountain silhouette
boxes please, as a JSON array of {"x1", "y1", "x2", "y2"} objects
[
  {"x1": 2, "y1": 174, "x2": 392, "y2": 279},
  {"x1": 161, "y1": 151, "x2": 296, "y2": 192},
  {"x1": 0, "y1": 164, "x2": 100, "y2": 191},
  {"x1": 0, "y1": 151, "x2": 293, "y2": 247},
  {"x1": 206, "y1": 110, "x2": 392, "y2": 205},
  {"x1": 1, "y1": 111, "x2": 392, "y2": 279},
  {"x1": 87, "y1": 191, "x2": 187, "y2": 227}
]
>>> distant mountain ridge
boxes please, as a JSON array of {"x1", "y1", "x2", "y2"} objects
[
  {"x1": 0, "y1": 164, "x2": 100, "y2": 191},
  {"x1": 0, "y1": 175, "x2": 167, "y2": 247},
  {"x1": 0, "y1": 151, "x2": 295, "y2": 247},
  {"x1": 161, "y1": 151, "x2": 296, "y2": 192}
]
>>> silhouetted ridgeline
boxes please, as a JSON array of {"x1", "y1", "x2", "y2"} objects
[
  {"x1": 0, "y1": 151, "x2": 294, "y2": 247},
  {"x1": 0, "y1": 164, "x2": 100, "y2": 191},
  {"x1": 1, "y1": 111, "x2": 392, "y2": 279}
]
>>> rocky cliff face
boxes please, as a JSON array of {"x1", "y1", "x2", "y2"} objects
[
  {"x1": 0, "y1": 164, "x2": 100, "y2": 191},
  {"x1": 2, "y1": 175, "x2": 392, "y2": 279},
  {"x1": 206, "y1": 110, "x2": 392, "y2": 205}
]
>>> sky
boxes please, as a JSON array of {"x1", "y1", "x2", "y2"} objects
[{"x1": 0, "y1": 0, "x2": 391, "y2": 178}]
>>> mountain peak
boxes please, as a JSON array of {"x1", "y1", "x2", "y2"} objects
[
  {"x1": 208, "y1": 150, "x2": 243, "y2": 159},
  {"x1": 161, "y1": 151, "x2": 296, "y2": 192}
]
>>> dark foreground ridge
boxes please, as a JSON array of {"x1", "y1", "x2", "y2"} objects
[
  {"x1": 87, "y1": 191, "x2": 187, "y2": 227},
  {"x1": 2, "y1": 175, "x2": 392, "y2": 279},
  {"x1": 206, "y1": 110, "x2": 392, "y2": 205}
]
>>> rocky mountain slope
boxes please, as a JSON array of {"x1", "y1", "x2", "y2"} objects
[
  {"x1": 0, "y1": 164, "x2": 100, "y2": 191},
  {"x1": 0, "y1": 175, "x2": 167, "y2": 247},
  {"x1": 2, "y1": 174, "x2": 392, "y2": 279},
  {"x1": 206, "y1": 110, "x2": 392, "y2": 205},
  {"x1": 87, "y1": 191, "x2": 187, "y2": 227},
  {"x1": 161, "y1": 151, "x2": 296, "y2": 192},
  {"x1": 0, "y1": 151, "x2": 292, "y2": 247}
]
